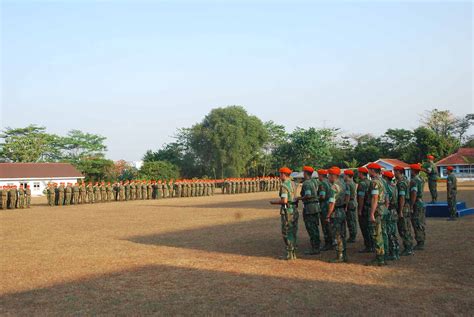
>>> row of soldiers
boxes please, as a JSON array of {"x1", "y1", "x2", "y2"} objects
[
  {"x1": 45, "y1": 180, "x2": 218, "y2": 206},
  {"x1": 272, "y1": 160, "x2": 456, "y2": 265},
  {"x1": 222, "y1": 177, "x2": 281, "y2": 194},
  {"x1": 0, "y1": 185, "x2": 32, "y2": 209}
]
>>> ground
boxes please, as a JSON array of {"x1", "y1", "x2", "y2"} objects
[{"x1": 1, "y1": 183, "x2": 474, "y2": 316}]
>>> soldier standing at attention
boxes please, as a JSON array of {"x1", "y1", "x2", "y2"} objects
[
  {"x1": 343, "y1": 170, "x2": 358, "y2": 243},
  {"x1": 72, "y1": 183, "x2": 79, "y2": 204},
  {"x1": 409, "y1": 163, "x2": 426, "y2": 250},
  {"x1": 423, "y1": 155, "x2": 438, "y2": 203},
  {"x1": 64, "y1": 183, "x2": 72, "y2": 205},
  {"x1": 93, "y1": 182, "x2": 99, "y2": 203},
  {"x1": 393, "y1": 166, "x2": 414, "y2": 256},
  {"x1": 25, "y1": 185, "x2": 31, "y2": 208},
  {"x1": 270, "y1": 167, "x2": 298, "y2": 260},
  {"x1": 106, "y1": 182, "x2": 112, "y2": 202},
  {"x1": 298, "y1": 166, "x2": 321, "y2": 255},
  {"x1": 87, "y1": 182, "x2": 94, "y2": 203},
  {"x1": 100, "y1": 182, "x2": 106, "y2": 202},
  {"x1": 46, "y1": 184, "x2": 53, "y2": 206},
  {"x1": 356, "y1": 167, "x2": 373, "y2": 253},
  {"x1": 0, "y1": 186, "x2": 3, "y2": 210},
  {"x1": 18, "y1": 185, "x2": 25, "y2": 209},
  {"x1": 9, "y1": 186, "x2": 18, "y2": 209},
  {"x1": 382, "y1": 171, "x2": 400, "y2": 261},
  {"x1": 367, "y1": 163, "x2": 388, "y2": 266},
  {"x1": 2, "y1": 186, "x2": 9, "y2": 209},
  {"x1": 58, "y1": 183, "x2": 65, "y2": 206},
  {"x1": 446, "y1": 166, "x2": 458, "y2": 220},
  {"x1": 318, "y1": 169, "x2": 334, "y2": 251},
  {"x1": 325, "y1": 167, "x2": 348, "y2": 263},
  {"x1": 119, "y1": 181, "x2": 125, "y2": 201}
]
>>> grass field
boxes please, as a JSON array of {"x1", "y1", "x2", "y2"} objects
[{"x1": 1, "y1": 182, "x2": 474, "y2": 315}]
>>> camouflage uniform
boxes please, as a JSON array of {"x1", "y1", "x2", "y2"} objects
[
  {"x1": 25, "y1": 186, "x2": 31, "y2": 208},
  {"x1": 9, "y1": 187, "x2": 17, "y2": 209},
  {"x1": 396, "y1": 175, "x2": 414, "y2": 255},
  {"x1": 318, "y1": 178, "x2": 334, "y2": 250},
  {"x1": 58, "y1": 184, "x2": 65, "y2": 206},
  {"x1": 18, "y1": 187, "x2": 25, "y2": 209},
  {"x1": 368, "y1": 175, "x2": 388, "y2": 265},
  {"x1": 328, "y1": 179, "x2": 347, "y2": 262},
  {"x1": 447, "y1": 172, "x2": 457, "y2": 219},
  {"x1": 72, "y1": 184, "x2": 79, "y2": 204},
  {"x1": 301, "y1": 178, "x2": 321, "y2": 254},
  {"x1": 87, "y1": 184, "x2": 94, "y2": 203},
  {"x1": 384, "y1": 178, "x2": 400, "y2": 260},
  {"x1": 425, "y1": 161, "x2": 438, "y2": 203},
  {"x1": 47, "y1": 185, "x2": 55, "y2": 206},
  {"x1": 65, "y1": 184, "x2": 72, "y2": 205},
  {"x1": 357, "y1": 177, "x2": 373, "y2": 251},
  {"x1": 410, "y1": 174, "x2": 426, "y2": 249},
  {"x1": 279, "y1": 179, "x2": 298, "y2": 260},
  {"x1": 345, "y1": 179, "x2": 358, "y2": 242}
]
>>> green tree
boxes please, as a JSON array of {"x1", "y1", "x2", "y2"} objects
[
  {"x1": 59, "y1": 130, "x2": 107, "y2": 162},
  {"x1": 75, "y1": 156, "x2": 114, "y2": 182},
  {"x1": 411, "y1": 127, "x2": 460, "y2": 162},
  {"x1": 139, "y1": 161, "x2": 180, "y2": 180},
  {"x1": 381, "y1": 129, "x2": 416, "y2": 162}
]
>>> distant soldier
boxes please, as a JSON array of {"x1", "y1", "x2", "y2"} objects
[
  {"x1": 8, "y1": 186, "x2": 18, "y2": 209},
  {"x1": 298, "y1": 166, "x2": 321, "y2": 255},
  {"x1": 124, "y1": 181, "x2": 130, "y2": 201},
  {"x1": 270, "y1": 167, "x2": 298, "y2": 260},
  {"x1": 318, "y1": 169, "x2": 334, "y2": 251},
  {"x1": 65, "y1": 183, "x2": 72, "y2": 205},
  {"x1": 18, "y1": 185, "x2": 25, "y2": 209},
  {"x1": 25, "y1": 185, "x2": 31, "y2": 208},
  {"x1": 100, "y1": 182, "x2": 106, "y2": 202},
  {"x1": 87, "y1": 182, "x2": 94, "y2": 203},
  {"x1": 93, "y1": 183, "x2": 99, "y2": 203},
  {"x1": 394, "y1": 166, "x2": 414, "y2": 256},
  {"x1": 446, "y1": 166, "x2": 457, "y2": 221},
  {"x1": 0, "y1": 186, "x2": 4, "y2": 210},
  {"x1": 423, "y1": 155, "x2": 438, "y2": 203},
  {"x1": 119, "y1": 182, "x2": 125, "y2": 201},
  {"x1": 2, "y1": 186, "x2": 9, "y2": 209},
  {"x1": 356, "y1": 167, "x2": 373, "y2": 253},
  {"x1": 106, "y1": 182, "x2": 113, "y2": 202},
  {"x1": 162, "y1": 181, "x2": 169, "y2": 198},
  {"x1": 72, "y1": 183, "x2": 79, "y2": 204},
  {"x1": 409, "y1": 163, "x2": 426, "y2": 250},
  {"x1": 210, "y1": 180, "x2": 215, "y2": 196},
  {"x1": 366, "y1": 163, "x2": 388, "y2": 266},
  {"x1": 58, "y1": 183, "x2": 65, "y2": 206},
  {"x1": 343, "y1": 169, "x2": 358, "y2": 243},
  {"x1": 383, "y1": 171, "x2": 400, "y2": 261},
  {"x1": 47, "y1": 184, "x2": 54, "y2": 206},
  {"x1": 129, "y1": 181, "x2": 135, "y2": 200}
]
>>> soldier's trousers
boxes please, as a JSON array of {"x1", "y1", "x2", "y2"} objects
[
  {"x1": 448, "y1": 192, "x2": 457, "y2": 218},
  {"x1": 428, "y1": 180, "x2": 437, "y2": 202},
  {"x1": 9, "y1": 197, "x2": 16, "y2": 209},
  {"x1": 26, "y1": 196, "x2": 31, "y2": 208},
  {"x1": 281, "y1": 209, "x2": 299, "y2": 252},
  {"x1": 411, "y1": 201, "x2": 426, "y2": 245},
  {"x1": 345, "y1": 206, "x2": 357, "y2": 241},
  {"x1": 88, "y1": 193, "x2": 94, "y2": 203},
  {"x1": 320, "y1": 203, "x2": 333, "y2": 246},
  {"x1": 331, "y1": 208, "x2": 347, "y2": 259},
  {"x1": 73, "y1": 193, "x2": 79, "y2": 204},
  {"x1": 303, "y1": 208, "x2": 321, "y2": 251},
  {"x1": 58, "y1": 194, "x2": 64, "y2": 206},
  {"x1": 1, "y1": 197, "x2": 7, "y2": 209},
  {"x1": 65, "y1": 194, "x2": 71, "y2": 205},
  {"x1": 386, "y1": 208, "x2": 400, "y2": 259},
  {"x1": 18, "y1": 196, "x2": 25, "y2": 208},
  {"x1": 369, "y1": 210, "x2": 386, "y2": 261},
  {"x1": 397, "y1": 205, "x2": 414, "y2": 251},
  {"x1": 358, "y1": 207, "x2": 373, "y2": 249},
  {"x1": 48, "y1": 195, "x2": 54, "y2": 206}
]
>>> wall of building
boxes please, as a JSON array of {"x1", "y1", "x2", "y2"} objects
[
  {"x1": 438, "y1": 165, "x2": 474, "y2": 180},
  {"x1": 0, "y1": 178, "x2": 84, "y2": 196}
]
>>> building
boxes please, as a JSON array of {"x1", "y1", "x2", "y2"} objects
[
  {"x1": 0, "y1": 163, "x2": 84, "y2": 196},
  {"x1": 363, "y1": 158, "x2": 411, "y2": 177},
  {"x1": 436, "y1": 148, "x2": 474, "y2": 180}
]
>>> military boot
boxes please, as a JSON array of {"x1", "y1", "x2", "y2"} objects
[
  {"x1": 400, "y1": 248, "x2": 414, "y2": 256},
  {"x1": 366, "y1": 255, "x2": 386, "y2": 266},
  {"x1": 413, "y1": 242, "x2": 424, "y2": 251}
]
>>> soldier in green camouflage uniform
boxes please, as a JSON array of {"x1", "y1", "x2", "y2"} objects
[
  {"x1": 25, "y1": 185, "x2": 31, "y2": 208},
  {"x1": 318, "y1": 170, "x2": 334, "y2": 251},
  {"x1": 410, "y1": 164, "x2": 426, "y2": 250},
  {"x1": 394, "y1": 167, "x2": 414, "y2": 256},
  {"x1": 18, "y1": 185, "x2": 25, "y2": 209},
  {"x1": 72, "y1": 183, "x2": 79, "y2": 204},
  {"x1": 87, "y1": 183, "x2": 94, "y2": 203},
  {"x1": 47, "y1": 184, "x2": 54, "y2": 206},
  {"x1": 446, "y1": 166, "x2": 457, "y2": 220},
  {"x1": 343, "y1": 170, "x2": 358, "y2": 243},
  {"x1": 58, "y1": 183, "x2": 65, "y2": 206},
  {"x1": 366, "y1": 163, "x2": 388, "y2": 266},
  {"x1": 382, "y1": 171, "x2": 400, "y2": 261},
  {"x1": 356, "y1": 167, "x2": 373, "y2": 253},
  {"x1": 298, "y1": 166, "x2": 321, "y2": 255},
  {"x1": 325, "y1": 167, "x2": 348, "y2": 263},
  {"x1": 270, "y1": 167, "x2": 298, "y2": 260},
  {"x1": 423, "y1": 155, "x2": 438, "y2": 203},
  {"x1": 64, "y1": 183, "x2": 72, "y2": 205}
]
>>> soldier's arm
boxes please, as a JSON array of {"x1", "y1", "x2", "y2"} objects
[
  {"x1": 344, "y1": 184, "x2": 350, "y2": 211},
  {"x1": 357, "y1": 184, "x2": 365, "y2": 216},
  {"x1": 409, "y1": 182, "x2": 417, "y2": 211},
  {"x1": 398, "y1": 185, "x2": 405, "y2": 218},
  {"x1": 369, "y1": 182, "x2": 379, "y2": 222}
]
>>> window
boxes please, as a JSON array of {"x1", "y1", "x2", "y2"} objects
[{"x1": 33, "y1": 182, "x2": 40, "y2": 189}]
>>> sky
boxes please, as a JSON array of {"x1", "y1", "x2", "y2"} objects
[{"x1": 1, "y1": 0, "x2": 473, "y2": 161}]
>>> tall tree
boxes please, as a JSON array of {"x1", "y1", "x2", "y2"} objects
[
  {"x1": 59, "y1": 130, "x2": 107, "y2": 162},
  {"x1": 139, "y1": 161, "x2": 180, "y2": 180}
]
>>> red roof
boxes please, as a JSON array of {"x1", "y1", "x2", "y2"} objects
[
  {"x1": 0, "y1": 163, "x2": 84, "y2": 179},
  {"x1": 436, "y1": 148, "x2": 474, "y2": 166},
  {"x1": 377, "y1": 158, "x2": 410, "y2": 168}
]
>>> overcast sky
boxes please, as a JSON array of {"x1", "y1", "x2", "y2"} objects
[{"x1": 1, "y1": 1, "x2": 472, "y2": 161}]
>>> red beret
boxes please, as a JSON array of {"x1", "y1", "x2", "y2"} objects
[
  {"x1": 393, "y1": 166, "x2": 405, "y2": 172},
  {"x1": 358, "y1": 167, "x2": 369, "y2": 174},
  {"x1": 367, "y1": 162, "x2": 382, "y2": 170},
  {"x1": 383, "y1": 171, "x2": 394, "y2": 179},
  {"x1": 317, "y1": 169, "x2": 328, "y2": 175},
  {"x1": 302, "y1": 166, "x2": 314, "y2": 173},
  {"x1": 344, "y1": 170, "x2": 354, "y2": 176},
  {"x1": 410, "y1": 163, "x2": 421, "y2": 171},
  {"x1": 447, "y1": 166, "x2": 454, "y2": 171},
  {"x1": 427, "y1": 155, "x2": 434, "y2": 160},
  {"x1": 328, "y1": 167, "x2": 341, "y2": 175},
  {"x1": 279, "y1": 167, "x2": 292, "y2": 175}
]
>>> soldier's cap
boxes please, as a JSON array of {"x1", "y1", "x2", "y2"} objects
[
  {"x1": 317, "y1": 169, "x2": 328, "y2": 175},
  {"x1": 279, "y1": 167, "x2": 292, "y2": 175},
  {"x1": 427, "y1": 155, "x2": 434, "y2": 160},
  {"x1": 447, "y1": 166, "x2": 454, "y2": 171},
  {"x1": 302, "y1": 166, "x2": 314, "y2": 173},
  {"x1": 328, "y1": 167, "x2": 341, "y2": 175},
  {"x1": 393, "y1": 166, "x2": 405, "y2": 172},
  {"x1": 382, "y1": 171, "x2": 394, "y2": 179},
  {"x1": 367, "y1": 162, "x2": 382, "y2": 170},
  {"x1": 410, "y1": 163, "x2": 421, "y2": 171},
  {"x1": 344, "y1": 169, "x2": 354, "y2": 176},
  {"x1": 357, "y1": 167, "x2": 369, "y2": 174}
]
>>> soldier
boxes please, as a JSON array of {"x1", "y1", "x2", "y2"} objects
[
  {"x1": 65, "y1": 183, "x2": 72, "y2": 206},
  {"x1": 87, "y1": 182, "x2": 94, "y2": 203},
  {"x1": 270, "y1": 167, "x2": 298, "y2": 260},
  {"x1": 423, "y1": 155, "x2": 438, "y2": 203},
  {"x1": 58, "y1": 183, "x2": 65, "y2": 206},
  {"x1": 163, "y1": 180, "x2": 169, "y2": 198},
  {"x1": 100, "y1": 182, "x2": 106, "y2": 202},
  {"x1": 2, "y1": 186, "x2": 9, "y2": 209},
  {"x1": 383, "y1": 171, "x2": 400, "y2": 261},
  {"x1": 25, "y1": 185, "x2": 31, "y2": 208},
  {"x1": 325, "y1": 167, "x2": 348, "y2": 263},
  {"x1": 93, "y1": 182, "x2": 99, "y2": 203},
  {"x1": 9, "y1": 185, "x2": 18, "y2": 209},
  {"x1": 297, "y1": 166, "x2": 321, "y2": 255},
  {"x1": 119, "y1": 181, "x2": 125, "y2": 201},
  {"x1": 46, "y1": 183, "x2": 54, "y2": 207},
  {"x1": 409, "y1": 163, "x2": 426, "y2": 250},
  {"x1": 0, "y1": 186, "x2": 3, "y2": 210},
  {"x1": 72, "y1": 183, "x2": 79, "y2": 204},
  {"x1": 106, "y1": 182, "x2": 113, "y2": 202},
  {"x1": 318, "y1": 169, "x2": 334, "y2": 251},
  {"x1": 394, "y1": 166, "x2": 414, "y2": 256},
  {"x1": 446, "y1": 166, "x2": 458, "y2": 220},
  {"x1": 356, "y1": 167, "x2": 373, "y2": 253},
  {"x1": 343, "y1": 170, "x2": 358, "y2": 243},
  {"x1": 17, "y1": 185, "x2": 25, "y2": 209},
  {"x1": 366, "y1": 163, "x2": 388, "y2": 266}
]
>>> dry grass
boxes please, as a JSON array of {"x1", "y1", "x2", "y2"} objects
[{"x1": 1, "y1": 182, "x2": 473, "y2": 316}]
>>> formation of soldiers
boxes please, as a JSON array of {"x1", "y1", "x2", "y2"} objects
[
  {"x1": 0, "y1": 185, "x2": 31, "y2": 209},
  {"x1": 272, "y1": 155, "x2": 458, "y2": 265},
  {"x1": 222, "y1": 177, "x2": 281, "y2": 194}
]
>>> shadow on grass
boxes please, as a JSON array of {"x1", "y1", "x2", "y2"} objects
[{"x1": 0, "y1": 264, "x2": 458, "y2": 316}]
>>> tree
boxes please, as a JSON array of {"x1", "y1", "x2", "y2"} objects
[
  {"x1": 105, "y1": 160, "x2": 138, "y2": 181},
  {"x1": 421, "y1": 109, "x2": 457, "y2": 138},
  {"x1": 75, "y1": 156, "x2": 114, "y2": 182},
  {"x1": 260, "y1": 121, "x2": 287, "y2": 176},
  {"x1": 381, "y1": 129, "x2": 416, "y2": 162},
  {"x1": 454, "y1": 113, "x2": 474, "y2": 143},
  {"x1": 59, "y1": 130, "x2": 107, "y2": 162},
  {"x1": 411, "y1": 127, "x2": 460, "y2": 162},
  {"x1": 139, "y1": 161, "x2": 180, "y2": 180}
]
